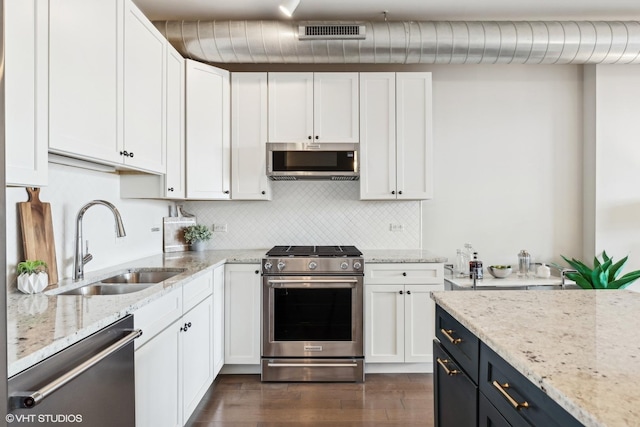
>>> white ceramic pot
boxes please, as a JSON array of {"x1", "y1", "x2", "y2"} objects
[{"x1": 17, "y1": 272, "x2": 48, "y2": 294}]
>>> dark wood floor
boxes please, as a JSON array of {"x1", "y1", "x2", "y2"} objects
[{"x1": 186, "y1": 373, "x2": 435, "y2": 426}]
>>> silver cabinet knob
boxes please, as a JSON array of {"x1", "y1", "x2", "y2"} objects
[
  {"x1": 308, "y1": 261, "x2": 318, "y2": 270},
  {"x1": 340, "y1": 261, "x2": 349, "y2": 270},
  {"x1": 277, "y1": 261, "x2": 286, "y2": 271}
]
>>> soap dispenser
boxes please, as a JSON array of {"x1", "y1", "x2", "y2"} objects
[{"x1": 536, "y1": 263, "x2": 551, "y2": 279}]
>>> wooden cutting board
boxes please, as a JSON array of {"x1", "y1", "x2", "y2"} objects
[{"x1": 19, "y1": 187, "x2": 58, "y2": 285}]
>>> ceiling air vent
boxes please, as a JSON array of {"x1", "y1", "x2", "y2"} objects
[{"x1": 298, "y1": 24, "x2": 366, "y2": 40}]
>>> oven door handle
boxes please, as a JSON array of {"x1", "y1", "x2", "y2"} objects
[
  {"x1": 267, "y1": 279, "x2": 358, "y2": 288},
  {"x1": 267, "y1": 362, "x2": 359, "y2": 368}
]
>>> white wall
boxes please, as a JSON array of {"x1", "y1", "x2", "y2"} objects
[
  {"x1": 586, "y1": 65, "x2": 640, "y2": 279},
  {"x1": 6, "y1": 163, "x2": 169, "y2": 288},
  {"x1": 422, "y1": 64, "x2": 584, "y2": 267}
]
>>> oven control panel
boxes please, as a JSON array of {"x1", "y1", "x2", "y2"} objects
[{"x1": 262, "y1": 257, "x2": 364, "y2": 274}]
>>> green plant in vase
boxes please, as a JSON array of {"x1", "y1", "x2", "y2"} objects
[
  {"x1": 561, "y1": 251, "x2": 640, "y2": 289},
  {"x1": 183, "y1": 224, "x2": 212, "y2": 251},
  {"x1": 17, "y1": 260, "x2": 48, "y2": 294}
]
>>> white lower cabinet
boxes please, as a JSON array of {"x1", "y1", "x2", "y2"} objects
[
  {"x1": 224, "y1": 264, "x2": 261, "y2": 364},
  {"x1": 365, "y1": 263, "x2": 443, "y2": 367},
  {"x1": 135, "y1": 271, "x2": 216, "y2": 427}
]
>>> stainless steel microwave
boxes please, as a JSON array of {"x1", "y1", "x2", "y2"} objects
[{"x1": 266, "y1": 143, "x2": 359, "y2": 181}]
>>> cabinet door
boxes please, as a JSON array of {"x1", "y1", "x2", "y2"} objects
[
  {"x1": 365, "y1": 284, "x2": 404, "y2": 363},
  {"x1": 396, "y1": 73, "x2": 433, "y2": 200},
  {"x1": 313, "y1": 73, "x2": 359, "y2": 143},
  {"x1": 359, "y1": 73, "x2": 396, "y2": 200},
  {"x1": 433, "y1": 340, "x2": 478, "y2": 427},
  {"x1": 212, "y1": 265, "x2": 225, "y2": 377},
  {"x1": 268, "y1": 72, "x2": 314, "y2": 142},
  {"x1": 224, "y1": 264, "x2": 261, "y2": 364},
  {"x1": 405, "y1": 284, "x2": 442, "y2": 363},
  {"x1": 165, "y1": 45, "x2": 186, "y2": 198},
  {"x1": 49, "y1": 0, "x2": 122, "y2": 163},
  {"x1": 5, "y1": 0, "x2": 48, "y2": 187},
  {"x1": 186, "y1": 60, "x2": 231, "y2": 199},
  {"x1": 135, "y1": 321, "x2": 182, "y2": 427},
  {"x1": 122, "y1": 1, "x2": 166, "y2": 173},
  {"x1": 182, "y1": 297, "x2": 214, "y2": 424},
  {"x1": 231, "y1": 73, "x2": 271, "y2": 200}
]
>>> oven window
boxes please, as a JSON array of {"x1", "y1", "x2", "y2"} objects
[
  {"x1": 272, "y1": 151, "x2": 355, "y2": 172},
  {"x1": 273, "y1": 288, "x2": 352, "y2": 341}
]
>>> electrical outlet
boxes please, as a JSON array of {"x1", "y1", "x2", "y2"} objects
[
  {"x1": 389, "y1": 223, "x2": 404, "y2": 232},
  {"x1": 213, "y1": 224, "x2": 228, "y2": 232}
]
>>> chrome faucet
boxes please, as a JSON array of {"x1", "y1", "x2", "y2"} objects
[{"x1": 73, "y1": 200, "x2": 126, "y2": 281}]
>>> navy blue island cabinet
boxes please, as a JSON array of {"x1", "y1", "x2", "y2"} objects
[{"x1": 433, "y1": 305, "x2": 584, "y2": 427}]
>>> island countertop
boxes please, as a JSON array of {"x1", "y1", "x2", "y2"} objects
[{"x1": 431, "y1": 290, "x2": 640, "y2": 427}]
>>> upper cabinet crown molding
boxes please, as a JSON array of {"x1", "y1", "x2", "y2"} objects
[{"x1": 268, "y1": 72, "x2": 359, "y2": 143}]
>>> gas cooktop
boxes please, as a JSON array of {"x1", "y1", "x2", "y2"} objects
[{"x1": 265, "y1": 245, "x2": 363, "y2": 257}]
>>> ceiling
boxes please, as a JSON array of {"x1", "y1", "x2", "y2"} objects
[{"x1": 133, "y1": 0, "x2": 640, "y2": 22}]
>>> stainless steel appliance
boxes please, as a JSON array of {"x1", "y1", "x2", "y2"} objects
[
  {"x1": 262, "y1": 245, "x2": 364, "y2": 382},
  {"x1": 266, "y1": 142, "x2": 359, "y2": 180},
  {"x1": 8, "y1": 315, "x2": 141, "y2": 426}
]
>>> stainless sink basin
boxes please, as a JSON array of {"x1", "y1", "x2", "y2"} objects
[
  {"x1": 54, "y1": 268, "x2": 187, "y2": 296},
  {"x1": 57, "y1": 283, "x2": 155, "y2": 296},
  {"x1": 100, "y1": 270, "x2": 184, "y2": 284}
]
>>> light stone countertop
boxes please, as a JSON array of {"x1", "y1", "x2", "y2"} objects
[
  {"x1": 7, "y1": 247, "x2": 441, "y2": 377},
  {"x1": 362, "y1": 249, "x2": 447, "y2": 263},
  {"x1": 431, "y1": 290, "x2": 640, "y2": 427},
  {"x1": 7, "y1": 249, "x2": 267, "y2": 377}
]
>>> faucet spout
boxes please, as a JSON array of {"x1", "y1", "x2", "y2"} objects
[{"x1": 73, "y1": 200, "x2": 126, "y2": 281}]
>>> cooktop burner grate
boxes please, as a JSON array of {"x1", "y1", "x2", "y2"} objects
[{"x1": 266, "y1": 245, "x2": 362, "y2": 257}]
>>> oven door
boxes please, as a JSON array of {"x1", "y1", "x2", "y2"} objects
[{"x1": 262, "y1": 275, "x2": 363, "y2": 358}]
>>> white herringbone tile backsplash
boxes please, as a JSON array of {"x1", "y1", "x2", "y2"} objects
[{"x1": 184, "y1": 181, "x2": 421, "y2": 249}]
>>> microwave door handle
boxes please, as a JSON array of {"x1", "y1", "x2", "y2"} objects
[{"x1": 267, "y1": 279, "x2": 358, "y2": 289}]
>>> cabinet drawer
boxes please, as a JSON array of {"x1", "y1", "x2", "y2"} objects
[
  {"x1": 433, "y1": 340, "x2": 477, "y2": 427},
  {"x1": 435, "y1": 306, "x2": 479, "y2": 383},
  {"x1": 480, "y1": 343, "x2": 582, "y2": 427},
  {"x1": 479, "y1": 392, "x2": 511, "y2": 427},
  {"x1": 365, "y1": 263, "x2": 443, "y2": 285},
  {"x1": 183, "y1": 272, "x2": 213, "y2": 313},
  {"x1": 134, "y1": 287, "x2": 182, "y2": 348}
]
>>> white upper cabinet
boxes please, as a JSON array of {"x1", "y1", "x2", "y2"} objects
[
  {"x1": 49, "y1": 0, "x2": 167, "y2": 174},
  {"x1": 231, "y1": 73, "x2": 271, "y2": 200},
  {"x1": 185, "y1": 60, "x2": 231, "y2": 200},
  {"x1": 396, "y1": 73, "x2": 433, "y2": 200},
  {"x1": 5, "y1": 0, "x2": 48, "y2": 187},
  {"x1": 360, "y1": 72, "x2": 433, "y2": 200},
  {"x1": 164, "y1": 45, "x2": 186, "y2": 198},
  {"x1": 49, "y1": 0, "x2": 122, "y2": 164},
  {"x1": 122, "y1": 1, "x2": 166, "y2": 173},
  {"x1": 268, "y1": 72, "x2": 359, "y2": 143}
]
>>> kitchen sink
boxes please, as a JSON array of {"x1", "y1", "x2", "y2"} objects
[
  {"x1": 53, "y1": 268, "x2": 187, "y2": 296},
  {"x1": 57, "y1": 283, "x2": 156, "y2": 296},
  {"x1": 100, "y1": 270, "x2": 185, "y2": 284}
]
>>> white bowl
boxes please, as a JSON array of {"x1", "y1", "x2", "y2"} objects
[{"x1": 488, "y1": 265, "x2": 512, "y2": 278}]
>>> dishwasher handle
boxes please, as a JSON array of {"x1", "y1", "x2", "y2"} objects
[{"x1": 10, "y1": 329, "x2": 142, "y2": 410}]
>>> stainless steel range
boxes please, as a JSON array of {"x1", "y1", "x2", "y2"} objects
[{"x1": 261, "y1": 245, "x2": 364, "y2": 382}]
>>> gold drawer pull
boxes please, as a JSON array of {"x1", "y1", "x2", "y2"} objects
[
  {"x1": 440, "y1": 328, "x2": 462, "y2": 344},
  {"x1": 492, "y1": 380, "x2": 530, "y2": 410},
  {"x1": 436, "y1": 357, "x2": 460, "y2": 376}
]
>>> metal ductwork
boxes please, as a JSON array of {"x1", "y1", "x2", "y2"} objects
[{"x1": 154, "y1": 20, "x2": 640, "y2": 64}]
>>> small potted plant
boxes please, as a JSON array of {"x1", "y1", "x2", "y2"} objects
[
  {"x1": 561, "y1": 251, "x2": 640, "y2": 289},
  {"x1": 17, "y1": 260, "x2": 49, "y2": 294},
  {"x1": 183, "y1": 224, "x2": 212, "y2": 252}
]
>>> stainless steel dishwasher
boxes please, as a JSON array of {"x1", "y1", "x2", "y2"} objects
[{"x1": 8, "y1": 315, "x2": 141, "y2": 426}]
